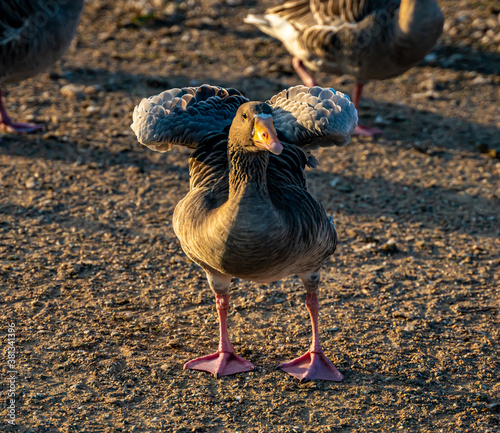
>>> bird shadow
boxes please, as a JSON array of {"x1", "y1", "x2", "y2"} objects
[
  {"x1": 428, "y1": 42, "x2": 500, "y2": 76},
  {"x1": 52, "y1": 65, "x2": 172, "y2": 96}
]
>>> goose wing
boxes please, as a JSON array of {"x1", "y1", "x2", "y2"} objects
[
  {"x1": 188, "y1": 132, "x2": 230, "y2": 191},
  {"x1": 261, "y1": 0, "x2": 320, "y2": 29},
  {"x1": 131, "y1": 85, "x2": 248, "y2": 152},
  {"x1": 249, "y1": 0, "x2": 396, "y2": 29},
  {"x1": 268, "y1": 85, "x2": 357, "y2": 154},
  {"x1": 309, "y1": 0, "x2": 397, "y2": 25}
]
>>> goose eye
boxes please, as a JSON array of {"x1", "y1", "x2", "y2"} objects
[{"x1": 242, "y1": 112, "x2": 247, "y2": 119}]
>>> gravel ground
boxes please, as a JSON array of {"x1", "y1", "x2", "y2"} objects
[{"x1": 1, "y1": 1, "x2": 499, "y2": 432}]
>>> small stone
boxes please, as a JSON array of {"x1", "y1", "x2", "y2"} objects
[
  {"x1": 243, "y1": 65, "x2": 259, "y2": 76},
  {"x1": 60, "y1": 84, "x2": 85, "y2": 99},
  {"x1": 374, "y1": 115, "x2": 389, "y2": 126},
  {"x1": 381, "y1": 239, "x2": 398, "y2": 253},
  {"x1": 85, "y1": 105, "x2": 99, "y2": 114},
  {"x1": 471, "y1": 75, "x2": 491, "y2": 85},
  {"x1": 25, "y1": 178, "x2": 36, "y2": 189},
  {"x1": 423, "y1": 52, "x2": 438, "y2": 64},
  {"x1": 84, "y1": 84, "x2": 104, "y2": 94},
  {"x1": 329, "y1": 178, "x2": 340, "y2": 187}
]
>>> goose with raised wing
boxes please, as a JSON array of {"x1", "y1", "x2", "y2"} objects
[
  {"x1": 0, "y1": 0, "x2": 84, "y2": 135},
  {"x1": 131, "y1": 84, "x2": 358, "y2": 381},
  {"x1": 245, "y1": 0, "x2": 444, "y2": 136}
]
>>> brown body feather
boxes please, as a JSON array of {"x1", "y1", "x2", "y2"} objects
[
  {"x1": 246, "y1": 0, "x2": 443, "y2": 84},
  {"x1": 173, "y1": 129, "x2": 337, "y2": 283}
]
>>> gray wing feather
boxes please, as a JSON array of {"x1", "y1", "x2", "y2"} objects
[
  {"x1": 131, "y1": 85, "x2": 249, "y2": 152},
  {"x1": 267, "y1": 85, "x2": 358, "y2": 150}
]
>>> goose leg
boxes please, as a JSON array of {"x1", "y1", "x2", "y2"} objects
[
  {"x1": 292, "y1": 57, "x2": 317, "y2": 88},
  {"x1": 184, "y1": 273, "x2": 254, "y2": 378},
  {"x1": 279, "y1": 272, "x2": 343, "y2": 382},
  {"x1": 0, "y1": 90, "x2": 44, "y2": 134},
  {"x1": 351, "y1": 83, "x2": 383, "y2": 137}
]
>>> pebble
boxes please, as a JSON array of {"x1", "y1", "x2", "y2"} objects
[
  {"x1": 424, "y1": 53, "x2": 438, "y2": 64},
  {"x1": 85, "y1": 105, "x2": 99, "y2": 114},
  {"x1": 374, "y1": 115, "x2": 390, "y2": 126},
  {"x1": 471, "y1": 75, "x2": 491, "y2": 85},
  {"x1": 84, "y1": 84, "x2": 104, "y2": 95},
  {"x1": 243, "y1": 65, "x2": 259, "y2": 76},
  {"x1": 60, "y1": 84, "x2": 85, "y2": 99},
  {"x1": 381, "y1": 239, "x2": 398, "y2": 253},
  {"x1": 25, "y1": 178, "x2": 36, "y2": 189}
]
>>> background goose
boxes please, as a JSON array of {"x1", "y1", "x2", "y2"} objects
[
  {"x1": 245, "y1": 0, "x2": 444, "y2": 136},
  {"x1": 131, "y1": 84, "x2": 358, "y2": 381},
  {"x1": 0, "y1": 0, "x2": 84, "y2": 135}
]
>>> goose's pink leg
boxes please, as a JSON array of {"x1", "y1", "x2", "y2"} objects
[
  {"x1": 184, "y1": 292, "x2": 254, "y2": 378},
  {"x1": 279, "y1": 291, "x2": 343, "y2": 382},
  {"x1": 0, "y1": 90, "x2": 44, "y2": 134},
  {"x1": 352, "y1": 83, "x2": 383, "y2": 137},
  {"x1": 292, "y1": 57, "x2": 317, "y2": 88}
]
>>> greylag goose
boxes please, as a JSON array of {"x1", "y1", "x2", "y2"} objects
[
  {"x1": 131, "y1": 84, "x2": 358, "y2": 381},
  {"x1": 245, "y1": 0, "x2": 444, "y2": 136},
  {"x1": 0, "y1": 0, "x2": 84, "y2": 134}
]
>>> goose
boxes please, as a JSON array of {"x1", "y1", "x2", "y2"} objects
[
  {"x1": 245, "y1": 0, "x2": 444, "y2": 136},
  {"x1": 0, "y1": 0, "x2": 84, "y2": 135},
  {"x1": 131, "y1": 84, "x2": 358, "y2": 381}
]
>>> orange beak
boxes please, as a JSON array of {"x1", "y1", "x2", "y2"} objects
[{"x1": 252, "y1": 115, "x2": 283, "y2": 155}]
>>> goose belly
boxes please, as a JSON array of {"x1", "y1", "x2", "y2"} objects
[{"x1": 174, "y1": 193, "x2": 336, "y2": 281}]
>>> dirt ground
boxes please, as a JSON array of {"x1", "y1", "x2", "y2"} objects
[{"x1": 1, "y1": 0, "x2": 499, "y2": 432}]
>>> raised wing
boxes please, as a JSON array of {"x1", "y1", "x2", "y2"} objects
[
  {"x1": 310, "y1": 0, "x2": 395, "y2": 24},
  {"x1": 267, "y1": 85, "x2": 358, "y2": 151},
  {"x1": 259, "y1": 0, "x2": 319, "y2": 29},
  {"x1": 131, "y1": 85, "x2": 248, "y2": 152}
]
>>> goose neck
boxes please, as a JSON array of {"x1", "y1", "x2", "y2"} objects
[
  {"x1": 397, "y1": 0, "x2": 442, "y2": 35},
  {"x1": 228, "y1": 149, "x2": 269, "y2": 197}
]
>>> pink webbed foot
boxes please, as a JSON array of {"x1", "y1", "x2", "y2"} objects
[
  {"x1": 352, "y1": 124, "x2": 383, "y2": 137},
  {"x1": 279, "y1": 350, "x2": 343, "y2": 382},
  {"x1": 0, "y1": 120, "x2": 44, "y2": 134},
  {"x1": 184, "y1": 350, "x2": 254, "y2": 378}
]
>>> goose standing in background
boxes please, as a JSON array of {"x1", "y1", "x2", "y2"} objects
[
  {"x1": 0, "y1": 0, "x2": 84, "y2": 135},
  {"x1": 245, "y1": 0, "x2": 444, "y2": 136},
  {"x1": 131, "y1": 84, "x2": 358, "y2": 381}
]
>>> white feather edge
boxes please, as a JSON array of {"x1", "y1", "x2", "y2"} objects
[
  {"x1": 131, "y1": 85, "x2": 357, "y2": 152},
  {"x1": 267, "y1": 85, "x2": 358, "y2": 148},
  {"x1": 130, "y1": 85, "x2": 247, "y2": 151}
]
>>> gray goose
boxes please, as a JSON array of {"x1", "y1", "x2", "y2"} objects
[
  {"x1": 0, "y1": 0, "x2": 84, "y2": 135},
  {"x1": 131, "y1": 84, "x2": 357, "y2": 381},
  {"x1": 245, "y1": 0, "x2": 444, "y2": 136}
]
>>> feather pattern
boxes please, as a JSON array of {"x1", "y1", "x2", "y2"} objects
[
  {"x1": 173, "y1": 122, "x2": 337, "y2": 282},
  {"x1": 131, "y1": 84, "x2": 357, "y2": 153},
  {"x1": 0, "y1": 0, "x2": 84, "y2": 85},
  {"x1": 131, "y1": 85, "x2": 248, "y2": 152},
  {"x1": 268, "y1": 85, "x2": 357, "y2": 149},
  {"x1": 245, "y1": 0, "x2": 443, "y2": 83},
  {"x1": 131, "y1": 85, "x2": 357, "y2": 282}
]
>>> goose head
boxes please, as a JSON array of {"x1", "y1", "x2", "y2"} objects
[{"x1": 229, "y1": 102, "x2": 283, "y2": 155}]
